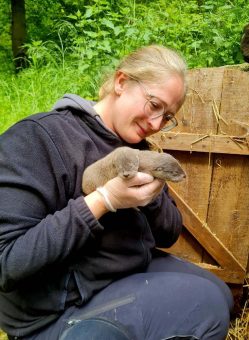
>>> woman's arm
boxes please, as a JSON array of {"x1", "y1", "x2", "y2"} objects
[
  {"x1": 0, "y1": 120, "x2": 103, "y2": 292},
  {"x1": 84, "y1": 191, "x2": 110, "y2": 218}
]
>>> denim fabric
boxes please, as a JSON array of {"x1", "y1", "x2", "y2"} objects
[
  {"x1": 19, "y1": 254, "x2": 232, "y2": 340},
  {"x1": 60, "y1": 317, "x2": 132, "y2": 340}
]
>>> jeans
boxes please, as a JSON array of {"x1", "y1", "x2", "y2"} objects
[
  {"x1": 18, "y1": 253, "x2": 233, "y2": 340},
  {"x1": 59, "y1": 317, "x2": 132, "y2": 340}
]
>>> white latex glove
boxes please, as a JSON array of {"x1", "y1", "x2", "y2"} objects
[{"x1": 96, "y1": 172, "x2": 165, "y2": 212}]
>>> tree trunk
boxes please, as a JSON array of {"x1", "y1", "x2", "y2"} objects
[{"x1": 11, "y1": 0, "x2": 27, "y2": 71}]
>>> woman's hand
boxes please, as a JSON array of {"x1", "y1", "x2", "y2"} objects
[{"x1": 98, "y1": 172, "x2": 165, "y2": 211}]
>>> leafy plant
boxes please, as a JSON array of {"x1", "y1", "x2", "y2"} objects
[{"x1": 1, "y1": 0, "x2": 249, "y2": 133}]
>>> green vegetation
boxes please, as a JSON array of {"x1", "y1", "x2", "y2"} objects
[{"x1": 0, "y1": 0, "x2": 249, "y2": 133}]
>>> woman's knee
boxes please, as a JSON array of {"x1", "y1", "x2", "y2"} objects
[
  {"x1": 148, "y1": 254, "x2": 234, "y2": 312},
  {"x1": 189, "y1": 276, "x2": 231, "y2": 339},
  {"x1": 135, "y1": 272, "x2": 230, "y2": 339},
  {"x1": 60, "y1": 317, "x2": 132, "y2": 340}
]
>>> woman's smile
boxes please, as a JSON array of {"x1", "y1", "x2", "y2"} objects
[{"x1": 135, "y1": 122, "x2": 148, "y2": 138}]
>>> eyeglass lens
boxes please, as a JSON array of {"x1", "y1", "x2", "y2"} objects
[{"x1": 144, "y1": 98, "x2": 164, "y2": 117}]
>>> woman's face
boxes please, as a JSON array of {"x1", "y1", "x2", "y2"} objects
[{"x1": 103, "y1": 72, "x2": 185, "y2": 144}]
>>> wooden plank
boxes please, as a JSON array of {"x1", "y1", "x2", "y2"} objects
[
  {"x1": 167, "y1": 228, "x2": 206, "y2": 263},
  {"x1": 206, "y1": 152, "x2": 249, "y2": 269},
  {"x1": 219, "y1": 69, "x2": 249, "y2": 136},
  {"x1": 148, "y1": 132, "x2": 249, "y2": 155},
  {"x1": 177, "y1": 67, "x2": 225, "y2": 134},
  {"x1": 166, "y1": 151, "x2": 214, "y2": 264},
  {"x1": 168, "y1": 185, "x2": 246, "y2": 277},
  {"x1": 247, "y1": 254, "x2": 249, "y2": 277},
  {"x1": 204, "y1": 68, "x2": 249, "y2": 268},
  {"x1": 163, "y1": 151, "x2": 213, "y2": 223},
  {"x1": 195, "y1": 264, "x2": 245, "y2": 283},
  {"x1": 156, "y1": 67, "x2": 249, "y2": 285},
  {"x1": 159, "y1": 250, "x2": 244, "y2": 282}
]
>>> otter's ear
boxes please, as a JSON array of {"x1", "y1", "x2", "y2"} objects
[{"x1": 114, "y1": 71, "x2": 129, "y2": 95}]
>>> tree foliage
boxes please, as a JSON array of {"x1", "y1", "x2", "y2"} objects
[
  {"x1": 0, "y1": 0, "x2": 249, "y2": 132},
  {"x1": 1, "y1": 0, "x2": 249, "y2": 71},
  {"x1": 23, "y1": 0, "x2": 249, "y2": 68}
]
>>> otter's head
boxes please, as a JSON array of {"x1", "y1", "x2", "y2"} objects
[{"x1": 151, "y1": 153, "x2": 186, "y2": 182}]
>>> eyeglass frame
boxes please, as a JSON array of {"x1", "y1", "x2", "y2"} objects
[{"x1": 134, "y1": 79, "x2": 179, "y2": 132}]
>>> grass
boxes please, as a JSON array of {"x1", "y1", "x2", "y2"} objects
[
  {"x1": 0, "y1": 63, "x2": 101, "y2": 134},
  {"x1": 227, "y1": 303, "x2": 249, "y2": 340}
]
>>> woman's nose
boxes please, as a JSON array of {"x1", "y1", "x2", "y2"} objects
[{"x1": 147, "y1": 116, "x2": 163, "y2": 131}]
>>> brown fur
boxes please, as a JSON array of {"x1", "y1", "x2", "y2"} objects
[{"x1": 82, "y1": 146, "x2": 186, "y2": 194}]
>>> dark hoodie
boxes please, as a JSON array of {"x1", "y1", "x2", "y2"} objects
[{"x1": 0, "y1": 94, "x2": 182, "y2": 337}]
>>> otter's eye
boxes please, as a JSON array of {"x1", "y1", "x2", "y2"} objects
[
  {"x1": 155, "y1": 167, "x2": 164, "y2": 171},
  {"x1": 169, "y1": 171, "x2": 178, "y2": 175}
]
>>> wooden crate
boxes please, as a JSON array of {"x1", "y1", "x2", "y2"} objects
[{"x1": 149, "y1": 66, "x2": 249, "y2": 299}]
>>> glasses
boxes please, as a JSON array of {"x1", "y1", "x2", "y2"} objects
[{"x1": 136, "y1": 80, "x2": 178, "y2": 132}]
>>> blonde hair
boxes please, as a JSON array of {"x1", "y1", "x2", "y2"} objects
[{"x1": 99, "y1": 45, "x2": 187, "y2": 99}]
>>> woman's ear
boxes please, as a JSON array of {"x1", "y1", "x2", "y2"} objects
[{"x1": 114, "y1": 71, "x2": 129, "y2": 95}]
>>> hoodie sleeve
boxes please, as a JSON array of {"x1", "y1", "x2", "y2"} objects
[
  {"x1": 0, "y1": 119, "x2": 103, "y2": 292},
  {"x1": 140, "y1": 184, "x2": 183, "y2": 248}
]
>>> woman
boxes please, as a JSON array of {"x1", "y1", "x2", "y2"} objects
[{"x1": 0, "y1": 45, "x2": 233, "y2": 340}]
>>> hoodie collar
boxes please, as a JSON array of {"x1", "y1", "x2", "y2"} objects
[
  {"x1": 52, "y1": 93, "x2": 120, "y2": 139},
  {"x1": 52, "y1": 94, "x2": 97, "y2": 116}
]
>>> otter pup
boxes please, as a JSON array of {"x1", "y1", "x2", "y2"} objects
[{"x1": 82, "y1": 146, "x2": 186, "y2": 194}]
